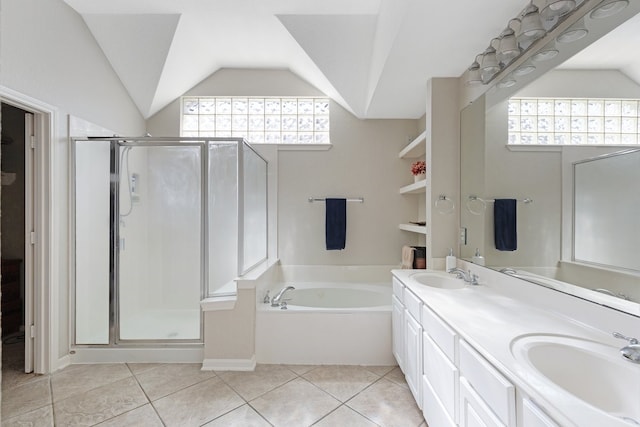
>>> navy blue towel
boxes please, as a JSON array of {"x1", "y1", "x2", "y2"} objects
[
  {"x1": 494, "y1": 199, "x2": 517, "y2": 251},
  {"x1": 325, "y1": 198, "x2": 346, "y2": 250}
]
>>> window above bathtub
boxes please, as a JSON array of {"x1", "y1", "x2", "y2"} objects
[
  {"x1": 508, "y1": 97, "x2": 640, "y2": 148},
  {"x1": 180, "y1": 96, "x2": 331, "y2": 146}
]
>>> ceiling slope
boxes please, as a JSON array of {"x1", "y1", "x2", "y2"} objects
[
  {"x1": 82, "y1": 13, "x2": 180, "y2": 118},
  {"x1": 278, "y1": 14, "x2": 377, "y2": 117}
]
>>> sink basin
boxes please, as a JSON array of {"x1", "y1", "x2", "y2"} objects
[
  {"x1": 410, "y1": 273, "x2": 465, "y2": 289},
  {"x1": 511, "y1": 334, "x2": 640, "y2": 424}
]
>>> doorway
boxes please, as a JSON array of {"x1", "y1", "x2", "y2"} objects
[{"x1": 1, "y1": 102, "x2": 35, "y2": 379}]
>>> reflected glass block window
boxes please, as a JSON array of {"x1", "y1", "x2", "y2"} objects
[
  {"x1": 508, "y1": 97, "x2": 640, "y2": 146},
  {"x1": 181, "y1": 96, "x2": 330, "y2": 144}
]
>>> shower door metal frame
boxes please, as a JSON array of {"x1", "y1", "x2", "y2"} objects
[
  {"x1": 71, "y1": 137, "x2": 268, "y2": 347},
  {"x1": 112, "y1": 139, "x2": 208, "y2": 345}
]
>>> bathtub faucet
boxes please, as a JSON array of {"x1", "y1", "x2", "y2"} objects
[{"x1": 271, "y1": 286, "x2": 295, "y2": 307}]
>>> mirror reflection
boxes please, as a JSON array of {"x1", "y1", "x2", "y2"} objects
[{"x1": 460, "y1": 7, "x2": 640, "y2": 317}]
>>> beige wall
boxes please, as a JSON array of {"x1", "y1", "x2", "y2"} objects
[
  {"x1": 203, "y1": 289, "x2": 255, "y2": 361},
  {"x1": 148, "y1": 68, "x2": 420, "y2": 266}
]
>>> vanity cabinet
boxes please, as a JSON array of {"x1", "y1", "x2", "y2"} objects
[
  {"x1": 459, "y1": 340, "x2": 516, "y2": 427},
  {"x1": 391, "y1": 277, "x2": 423, "y2": 408},
  {"x1": 392, "y1": 278, "x2": 405, "y2": 372},
  {"x1": 422, "y1": 304, "x2": 459, "y2": 425},
  {"x1": 521, "y1": 399, "x2": 559, "y2": 427},
  {"x1": 392, "y1": 272, "x2": 554, "y2": 427},
  {"x1": 460, "y1": 377, "x2": 506, "y2": 427},
  {"x1": 404, "y1": 288, "x2": 423, "y2": 407}
]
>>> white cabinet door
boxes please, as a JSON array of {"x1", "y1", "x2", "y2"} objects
[
  {"x1": 459, "y1": 340, "x2": 515, "y2": 426},
  {"x1": 460, "y1": 377, "x2": 505, "y2": 427},
  {"x1": 522, "y1": 399, "x2": 559, "y2": 427},
  {"x1": 423, "y1": 332, "x2": 458, "y2": 422},
  {"x1": 405, "y1": 311, "x2": 422, "y2": 408},
  {"x1": 392, "y1": 295, "x2": 405, "y2": 372}
]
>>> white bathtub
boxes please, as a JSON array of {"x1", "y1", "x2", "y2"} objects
[{"x1": 255, "y1": 282, "x2": 394, "y2": 366}]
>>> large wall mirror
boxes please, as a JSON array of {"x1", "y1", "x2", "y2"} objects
[{"x1": 460, "y1": 3, "x2": 640, "y2": 317}]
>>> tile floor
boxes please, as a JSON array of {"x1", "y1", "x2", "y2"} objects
[{"x1": 2, "y1": 337, "x2": 426, "y2": 426}]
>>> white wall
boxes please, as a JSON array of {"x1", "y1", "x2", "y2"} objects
[
  {"x1": 1, "y1": 0, "x2": 146, "y2": 365},
  {"x1": 147, "y1": 69, "x2": 419, "y2": 266}
]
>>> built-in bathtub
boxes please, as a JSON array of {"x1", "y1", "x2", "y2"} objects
[{"x1": 255, "y1": 281, "x2": 394, "y2": 366}]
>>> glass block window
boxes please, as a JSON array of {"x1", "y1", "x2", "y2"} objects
[
  {"x1": 181, "y1": 96, "x2": 330, "y2": 144},
  {"x1": 508, "y1": 97, "x2": 640, "y2": 146}
]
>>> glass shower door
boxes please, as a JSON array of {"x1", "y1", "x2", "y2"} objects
[{"x1": 118, "y1": 144, "x2": 203, "y2": 341}]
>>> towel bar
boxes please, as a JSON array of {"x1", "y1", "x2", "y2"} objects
[{"x1": 308, "y1": 197, "x2": 364, "y2": 203}]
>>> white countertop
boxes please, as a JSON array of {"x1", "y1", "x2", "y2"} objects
[{"x1": 392, "y1": 267, "x2": 640, "y2": 427}]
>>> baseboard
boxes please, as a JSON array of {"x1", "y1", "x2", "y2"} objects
[
  {"x1": 201, "y1": 355, "x2": 256, "y2": 371},
  {"x1": 55, "y1": 354, "x2": 71, "y2": 372}
]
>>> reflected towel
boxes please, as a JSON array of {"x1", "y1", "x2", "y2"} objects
[
  {"x1": 325, "y1": 198, "x2": 346, "y2": 250},
  {"x1": 401, "y1": 246, "x2": 415, "y2": 269},
  {"x1": 494, "y1": 199, "x2": 517, "y2": 251}
]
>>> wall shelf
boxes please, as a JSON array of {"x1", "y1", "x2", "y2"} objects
[
  {"x1": 399, "y1": 131, "x2": 427, "y2": 159},
  {"x1": 400, "y1": 179, "x2": 426, "y2": 194},
  {"x1": 399, "y1": 224, "x2": 427, "y2": 235}
]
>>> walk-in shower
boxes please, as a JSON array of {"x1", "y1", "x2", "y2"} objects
[{"x1": 73, "y1": 138, "x2": 267, "y2": 345}]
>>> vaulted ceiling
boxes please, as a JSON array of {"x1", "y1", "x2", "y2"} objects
[
  {"x1": 62, "y1": 0, "x2": 525, "y2": 119},
  {"x1": 63, "y1": 0, "x2": 640, "y2": 120}
]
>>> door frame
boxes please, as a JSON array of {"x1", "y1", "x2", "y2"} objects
[{"x1": 1, "y1": 85, "x2": 57, "y2": 374}]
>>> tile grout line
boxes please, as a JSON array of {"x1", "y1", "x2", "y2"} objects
[{"x1": 124, "y1": 362, "x2": 168, "y2": 427}]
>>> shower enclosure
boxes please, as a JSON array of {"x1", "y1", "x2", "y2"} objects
[{"x1": 73, "y1": 138, "x2": 267, "y2": 345}]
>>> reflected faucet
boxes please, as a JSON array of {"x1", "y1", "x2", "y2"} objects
[
  {"x1": 271, "y1": 286, "x2": 295, "y2": 307},
  {"x1": 447, "y1": 268, "x2": 479, "y2": 286},
  {"x1": 613, "y1": 332, "x2": 640, "y2": 364}
]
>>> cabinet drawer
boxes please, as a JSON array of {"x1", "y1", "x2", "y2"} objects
[
  {"x1": 459, "y1": 340, "x2": 515, "y2": 427},
  {"x1": 392, "y1": 277, "x2": 404, "y2": 301},
  {"x1": 460, "y1": 377, "x2": 505, "y2": 427},
  {"x1": 423, "y1": 332, "x2": 458, "y2": 422},
  {"x1": 423, "y1": 375, "x2": 456, "y2": 427},
  {"x1": 422, "y1": 304, "x2": 457, "y2": 362},
  {"x1": 522, "y1": 399, "x2": 559, "y2": 427},
  {"x1": 404, "y1": 288, "x2": 422, "y2": 322}
]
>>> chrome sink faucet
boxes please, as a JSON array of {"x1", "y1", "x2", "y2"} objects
[
  {"x1": 271, "y1": 285, "x2": 295, "y2": 307},
  {"x1": 613, "y1": 332, "x2": 640, "y2": 364},
  {"x1": 447, "y1": 268, "x2": 479, "y2": 286}
]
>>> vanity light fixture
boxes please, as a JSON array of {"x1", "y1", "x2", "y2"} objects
[
  {"x1": 465, "y1": 56, "x2": 483, "y2": 86},
  {"x1": 497, "y1": 22, "x2": 522, "y2": 65},
  {"x1": 497, "y1": 77, "x2": 517, "y2": 88},
  {"x1": 480, "y1": 44, "x2": 501, "y2": 82},
  {"x1": 513, "y1": 62, "x2": 537, "y2": 76},
  {"x1": 463, "y1": 0, "x2": 585, "y2": 87},
  {"x1": 540, "y1": 0, "x2": 577, "y2": 20},
  {"x1": 531, "y1": 41, "x2": 559, "y2": 61},
  {"x1": 517, "y1": 4, "x2": 547, "y2": 45},
  {"x1": 590, "y1": 0, "x2": 629, "y2": 19},
  {"x1": 557, "y1": 19, "x2": 588, "y2": 43}
]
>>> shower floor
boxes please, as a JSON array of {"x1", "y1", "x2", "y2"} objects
[{"x1": 119, "y1": 308, "x2": 200, "y2": 341}]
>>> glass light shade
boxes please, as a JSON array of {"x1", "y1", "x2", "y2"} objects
[
  {"x1": 517, "y1": 7, "x2": 546, "y2": 44},
  {"x1": 532, "y1": 42, "x2": 559, "y2": 62},
  {"x1": 497, "y1": 78, "x2": 517, "y2": 89},
  {"x1": 466, "y1": 66, "x2": 482, "y2": 86},
  {"x1": 557, "y1": 21, "x2": 588, "y2": 43},
  {"x1": 540, "y1": 0, "x2": 576, "y2": 20},
  {"x1": 497, "y1": 31, "x2": 521, "y2": 64},
  {"x1": 480, "y1": 47, "x2": 500, "y2": 73},
  {"x1": 513, "y1": 63, "x2": 536, "y2": 76},
  {"x1": 590, "y1": 0, "x2": 628, "y2": 18}
]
